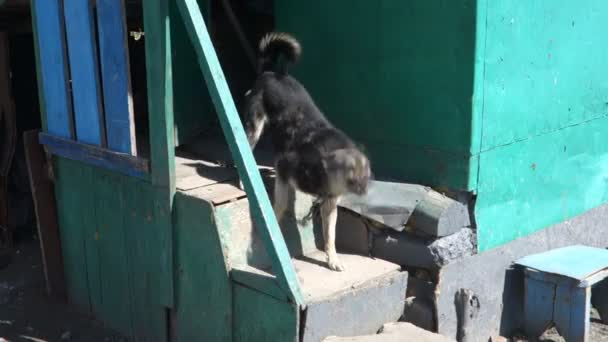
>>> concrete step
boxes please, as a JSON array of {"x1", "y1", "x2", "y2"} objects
[
  {"x1": 322, "y1": 322, "x2": 456, "y2": 342},
  {"x1": 232, "y1": 251, "x2": 408, "y2": 342}
]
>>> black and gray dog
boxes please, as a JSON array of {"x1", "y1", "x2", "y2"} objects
[{"x1": 242, "y1": 32, "x2": 371, "y2": 271}]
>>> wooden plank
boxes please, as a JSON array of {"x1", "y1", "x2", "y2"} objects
[
  {"x1": 39, "y1": 132, "x2": 149, "y2": 179},
  {"x1": 176, "y1": 0, "x2": 304, "y2": 306},
  {"x1": 123, "y1": 181, "x2": 167, "y2": 342},
  {"x1": 94, "y1": 172, "x2": 134, "y2": 337},
  {"x1": 174, "y1": 193, "x2": 232, "y2": 342},
  {"x1": 554, "y1": 284, "x2": 590, "y2": 342},
  {"x1": 53, "y1": 158, "x2": 91, "y2": 311},
  {"x1": 63, "y1": 0, "x2": 105, "y2": 146},
  {"x1": 231, "y1": 267, "x2": 289, "y2": 302},
  {"x1": 233, "y1": 283, "x2": 299, "y2": 342},
  {"x1": 23, "y1": 130, "x2": 66, "y2": 298},
  {"x1": 142, "y1": 0, "x2": 175, "y2": 189},
  {"x1": 96, "y1": 0, "x2": 136, "y2": 155},
  {"x1": 31, "y1": 0, "x2": 73, "y2": 138},
  {"x1": 523, "y1": 276, "x2": 555, "y2": 339}
]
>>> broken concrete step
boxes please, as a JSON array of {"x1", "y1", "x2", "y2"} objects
[
  {"x1": 336, "y1": 209, "x2": 476, "y2": 270},
  {"x1": 232, "y1": 252, "x2": 408, "y2": 342},
  {"x1": 322, "y1": 322, "x2": 456, "y2": 342},
  {"x1": 339, "y1": 181, "x2": 471, "y2": 238}
]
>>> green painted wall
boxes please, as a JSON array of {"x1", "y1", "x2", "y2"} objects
[
  {"x1": 474, "y1": 0, "x2": 608, "y2": 250},
  {"x1": 275, "y1": 0, "x2": 608, "y2": 251},
  {"x1": 276, "y1": 0, "x2": 478, "y2": 190},
  {"x1": 53, "y1": 158, "x2": 171, "y2": 341}
]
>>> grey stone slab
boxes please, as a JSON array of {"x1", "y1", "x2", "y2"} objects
[
  {"x1": 323, "y1": 322, "x2": 455, "y2": 342},
  {"x1": 339, "y1": 181, "x2": 471, "y2": 238},
  {"x1": 435, "y1": 202, "x2": 608, "y2": 341},
  {"x1": 372, "y1": 228, "x2": 476, "y2": 270}
]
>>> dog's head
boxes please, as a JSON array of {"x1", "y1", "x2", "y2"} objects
[{"x1": 325, "y1": 149, "x2": 371, "y2": 196}]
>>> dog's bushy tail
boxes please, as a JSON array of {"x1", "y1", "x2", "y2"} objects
[{"x1": 257, "y1": 32, "x2": 301, "y2": 74}]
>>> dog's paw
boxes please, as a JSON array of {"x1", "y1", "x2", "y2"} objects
[{"x1": 327, "y1": 257, "x2": 345, "y2": 272}]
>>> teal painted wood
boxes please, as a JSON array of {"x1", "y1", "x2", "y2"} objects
[
  {"x1": 39, "y1": 133, "x2": 149, "y2": 179},
  {"x1": 31, "y1": 0, "x2": 73, "y2": 138},
  {"x1": 174, "y1": 193, "x2": 232, "y2": 342},
  {"x1": 123, "y1": 182, "x2": 169, "y2": 341},
  {"x1": 474, "y1": 1, "x2": 608, "y2": 250},
  {"x1": 142, "y1": 0, "x2": 176, "y2": 190},
  {"x1": 475, "y1": 116, "x2": 608, "y2": 251},
  {"x1": 275, "y1": 0, "x2": 478, "y2": 190},
  {"x1": 53, "y1": 158, "x2": 171, "y2": 340},
  {"x1": 63, "y1": 0, "x2": 105, "y2": 146},
  {"x1": 96, "y1": 0, "x2": 136, "y2": 155},
  {"x1": 53, "y1": 158, "x2": 90, "y2": 311},
  {"x1": 95, "y1": 173, "x2": 134, "y2": 337},
  {"x1": 478, "y1": 0, "x2": 608, "y2": 151},
  {"x1": 141, "y1": 1, "x2": 176, "y2": 309},
  {"x1": 233, "y1": 284, "x2": 299, "y2": 342},
  {"x1": 176, "y1": 0, "x2": 304, "y2": 306},
  {"x1": 515, "y1": 245, "x2": 608, "y2": 281}
]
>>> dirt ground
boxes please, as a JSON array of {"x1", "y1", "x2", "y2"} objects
[
  {"x1": 0, "y1": 239, "x2": 126, "y2": 342},
  {"x1": 2, "y1": 237, "x2": 608, "y2": 342}
]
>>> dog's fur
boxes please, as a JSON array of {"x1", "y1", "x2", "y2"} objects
[{"x1": 242, "y1": 32, "x2": 371, "y2": 271}]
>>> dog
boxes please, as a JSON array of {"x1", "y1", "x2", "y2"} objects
[{"x1": 242, "y1": 32, "x2": 371, "y2": 271}]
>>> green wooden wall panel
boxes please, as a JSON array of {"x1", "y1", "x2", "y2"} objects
[
  {"x1": 53, "y1": 158, "x2": 170, "y2": 341},
  {"x1": 173, "y1": 193, "x2": 232, "y2": 342},
  {"x1": 476, "y1": 117, "x2": 608, "y2": 251},
  {"x1": 233, "y1": 284, "x2": 298, "y2": 342},
  {"x1": 170, "y1": 0, "x2": 215, "y2": 146},
  {"x1": 54, "y1": 159, "x2": 90, "y2": 312},
  {"x1": 479, "y1": 0, "x2": 608, "y2": 151},
  {"x1": 276, "y1": 0, "x2": 477, "y2": 189},
  {"x1": 95, "y1": 173, "x2": 135, "y2": 337}
]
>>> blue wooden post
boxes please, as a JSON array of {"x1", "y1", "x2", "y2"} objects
[
  {"x1": 63, "y1": 0, "x2": 105, "y2": 146},
  {"x1": 523, "y1": 275, "x2": 555, "y2": 338},
  {"x1": 31, "y1": 0, "x2": 73, "y2": 138},
  {"x1": 176, "y1": 0, "x2": 304, "y2": 306},
  {"x1": 96, "y1": 0, "x2": 137, "y2": 155},
  {"x1": 554, "y1": 285, "x2": 590, "y2": 342}
]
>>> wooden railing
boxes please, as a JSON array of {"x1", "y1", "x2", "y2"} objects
[{"x1": 176, "y1": 0, "x2": 304, "y2": 306}]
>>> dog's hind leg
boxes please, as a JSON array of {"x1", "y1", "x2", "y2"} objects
[
  {"x1": 273, "y1": 177, "x2": 289, "y2": 222},
  {"x1": 320, "y1": 196, "x2": 344, "y2": 271}
]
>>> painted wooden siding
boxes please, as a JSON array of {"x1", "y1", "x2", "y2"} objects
[
  {"x1": 97, "y1": 0, "x2": 137, "y2": 154},
  {"x1": 31, "y1": 0, "x2": 73, "y2": 138},
  {"x1": 63, "y1": 0, "x2": 105, "y2": 146},
  {"x1": 54, "y1": 158, "x2": 170, "y2": 341},
  {"x1": 474, "y1": 0, "x2": 608, "y2": 250},
  {"x1": 276, "y1": 0, "x2": 478, "y2": 190},
  {"x1": 276, "y1": 0, "x2": 608, "y2": 251},
  {"x1": 173, "y1": 193, "x2": 232, "y2": 342}
]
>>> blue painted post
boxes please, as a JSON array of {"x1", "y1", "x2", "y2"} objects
[
  {"x1": 523, "y1": 275, "x2": 554, "y2": 338},
  {"x1": 96, "y1": 0, "x2": 137, "y2": 155},
  {"x1": 31, "y1": 0, "x2": 73, "y2": 138},
  {"x1": 63, "y1": 0, "x2": 105, "y2": 146},
  {"x1": 554, "y1": 284, "x2": 590, "y2": 342},
  {"x1": 176, "y1": 0, "x2": 304, "y2": 306}
]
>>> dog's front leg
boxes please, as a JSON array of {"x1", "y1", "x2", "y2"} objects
[{"x1": 320, "y1": 197, "x2": 344, "y2": 271}]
